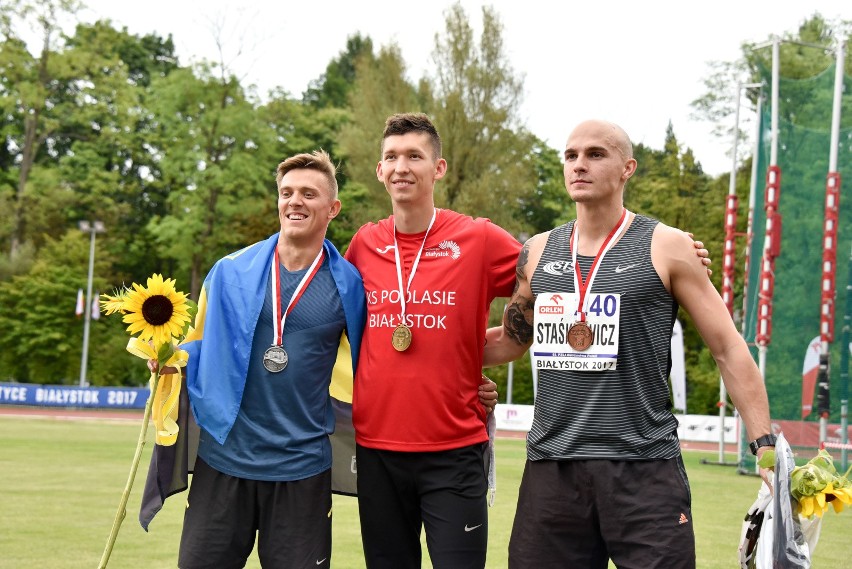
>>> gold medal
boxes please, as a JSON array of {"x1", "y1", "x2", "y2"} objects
[
  {"x1": 567, "y1": 321, "x2": 593, "y2": 351},
  {"x1": 392, "y1": 324, "x2": 413, "y2": 352}
]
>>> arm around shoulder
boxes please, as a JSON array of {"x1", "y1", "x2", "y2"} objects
[{"x1": 483, "y1": 233, "x2": 546, "y2": 367}]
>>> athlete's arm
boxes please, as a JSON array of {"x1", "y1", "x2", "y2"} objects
[
  {"x1": 483, "y1": 235, "x2": 545, "y2": 367},
  {"x1": 653, "y1": 225, "x2": 773, "y2": 484}
]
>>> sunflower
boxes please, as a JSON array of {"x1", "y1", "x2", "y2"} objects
[
  {"x1": 100, "y1": 290, "x2": 129, "y2": 315},
  {"x1": 791, "y1": 449, "x2": 852, "y2": 518},
  {"x1": 120, "y1": 274, "x2": 192, "y2": 348}
]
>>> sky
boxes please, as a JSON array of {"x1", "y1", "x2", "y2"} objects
[{"x1": 69, "y1": 0, "x2": 851, "y2": 177}]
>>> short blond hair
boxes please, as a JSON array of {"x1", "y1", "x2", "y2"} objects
[{"x1": 275, "y1": 150, "x2": 338, "y2": 199}]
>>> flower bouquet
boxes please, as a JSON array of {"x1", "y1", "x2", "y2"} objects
[
  {"x1": 742, "y1": 440, "x2": 852, "y2": 568},
  {"x1": 789, "y1": 449, "x2": 852, "y2": 518},
  {"x1": 97, "y1": 274, "x2": 196, "y2": 568}
]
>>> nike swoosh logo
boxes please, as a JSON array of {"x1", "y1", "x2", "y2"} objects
[
  {"x1": 316, "y1": 559, "x2": 327, "y2": 565},
  {"x1": 464, "y1": 524, "x2": 483, "y2": 532},
  {"x1": 615, "y1": 263, "x2": 637, "y2": 273}
]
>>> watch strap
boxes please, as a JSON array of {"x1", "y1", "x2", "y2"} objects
[{"x1": 749, "y1": 433, "x2": 777, "y2": 455}]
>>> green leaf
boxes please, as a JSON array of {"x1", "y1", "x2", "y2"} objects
[
  {"x1": 180, "y1": 299, "x2": 198, "y2": 337},
  {"x1": 157, "y1": 341, "x2": 174, "y2": 366}
]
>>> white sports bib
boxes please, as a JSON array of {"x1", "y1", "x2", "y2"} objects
[{"x1": 531, "y1": 291, "x2": 621, "y2": 372}]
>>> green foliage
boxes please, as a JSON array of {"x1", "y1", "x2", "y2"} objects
[
  {"x1": 516, "y1": 136, "x2": 574, "y2": 234},
  {"x1": 428, "y1": 2, "x2": 536, "y2": 236},
  {"x1": 0, "y1": 232, "x2": 120, "y2": 384},
  {"x1": 144, "y1": 66, "x2": 280, "y2": 297},
  {"x1": 337, "y1": 43, "x2": 421, "y2": 228},
  {"x1": 2, "y1": 6, "x2": 843, "y2": 405},
  {"x1": 303, "y1": 33, "x2": 373, "y2": 109},
  {"x1": 691, "y1": 13, "x2": 852, "y2": 421}
]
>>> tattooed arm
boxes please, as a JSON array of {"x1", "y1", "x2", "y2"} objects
[{"x1": 483, "y1": 234, "x2": 546, "y2": 367}]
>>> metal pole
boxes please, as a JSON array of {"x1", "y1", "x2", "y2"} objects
[
  {"x1": 770, "y1": 38, "x2": 779, "y2": 166},
  {"x1": 506, "y1": 360, "x2": 514, "y2": 405},
  {"x1": 738, "y1": 90, "x2": 764, "y2": 469},
  {"x1": 817, "y1": 36, "x2": 845, "y2": 444},
  {"x1": 716, "y1": 83, "x2": 745, "y2": 462},
  {"x1": 833, "y1": 36, "x2": 848, "y2": 470},
  {"x1": 750, "y1": 39, "x2": 781, "y2": 475},
  {"x1": 715, "y1": 82, "x2": 759, "y2": 465},
  {"x1": 79, "y1": 225, "x2": 97, "y2": 387},
  {"x1": 828, "y1": 38, "x2": 844, "y2": 172},
  {"x1": 841, "y1": 242, "x2": 851, "y2": 471}
]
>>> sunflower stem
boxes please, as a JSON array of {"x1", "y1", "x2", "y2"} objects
[{"x1": 98, "y1": 372, "x2": 160, "y2": 569}]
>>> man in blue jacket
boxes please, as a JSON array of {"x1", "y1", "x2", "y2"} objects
[{"x1": 147, "y1": 150, "x2": 366, "y2": 569}]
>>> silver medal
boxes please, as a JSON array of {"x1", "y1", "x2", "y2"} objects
[{"x1": 263, "y1": 345, "x2": 288, "y2": 372}]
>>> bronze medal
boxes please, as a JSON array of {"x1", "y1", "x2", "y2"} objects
[
  {"x1": 392, "y1": 324, "x2": 413, "y2": 352},
  {"x1": 567, "y1": 321, "x2": 593, "y2": 351},
  {"x1": 263, "y1": 345, "x2": 289, "y2": 372}
]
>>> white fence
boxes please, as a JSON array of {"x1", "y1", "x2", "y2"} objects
[{"x1": 495, "y1": 404, "x2": 737, "y2": 443}]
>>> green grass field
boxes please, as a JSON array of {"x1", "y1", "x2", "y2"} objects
[{"x1": 1, "y1": 414, "x2": 850, "y2": 568}]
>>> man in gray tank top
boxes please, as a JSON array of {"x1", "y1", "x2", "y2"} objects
[{"x1": 483, "y1": 120, "x2": 774, "y2": 569}]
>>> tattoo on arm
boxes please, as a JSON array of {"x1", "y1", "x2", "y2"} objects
[
  {"x1": 505, "y1": 240, "x2": 535, "y2": 344},
  {"x1": 516, "y1": 243, "x2": 529, "y2": 282},
  {"x1": 505, "y1": 296, "x2": 534, "y2": 345}
]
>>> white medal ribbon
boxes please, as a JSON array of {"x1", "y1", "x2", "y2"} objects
[
  {"x1": 393, "y1": 209, "x2": 437, "y2": 324},
  {"x1": 570, "y1": 209, "x2": 630, "y2": 320},
  {"x1": 270, "y1": 246, "x2": 325, "y2": 346}
]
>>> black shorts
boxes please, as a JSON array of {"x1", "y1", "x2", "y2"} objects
[
  {"x1": 356, "y1": 443, "x2": 489, "y2": 569},
  {"x1": 509, "y1": 457, "x2": 695, "y2": 569},
  {"x1": 178, "y1": 458, "x2": 332, "y2": 569}
]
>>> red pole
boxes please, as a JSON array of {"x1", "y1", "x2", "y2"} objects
[
  {"x1": 722, "y1": 194, "x2": 739, "y2": 317},
  {"x1": 756, "y1": 165, "x2": 782, "y2": 347},
  {"x1": 820, "y1": 173, "x2": 841, "y2": 344},
  {"x1": 817, "y1": 172, "x2": 841, "y2": 420}
]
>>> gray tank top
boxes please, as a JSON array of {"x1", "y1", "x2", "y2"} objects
[{"x1": 528, "y1": 214, "x2": 681, "y2": 460}]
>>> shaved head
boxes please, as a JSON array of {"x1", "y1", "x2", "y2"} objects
[{"x1": 567, "y1": 120, "x2": 633, "y2": 160}]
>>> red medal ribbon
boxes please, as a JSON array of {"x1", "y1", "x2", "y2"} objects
[
  {"x1": 270, "y1": 246, "x2": 325, "y2": 346},
  {"x1": 570, "y1": 208, "x2": 630, "y2": 322}
]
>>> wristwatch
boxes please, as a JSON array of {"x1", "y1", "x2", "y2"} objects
[{"x1": 749, "y1": 434, "x2": 777, "y2": 456}]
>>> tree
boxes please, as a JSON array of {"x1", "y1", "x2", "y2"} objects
[
  {"x1": 0, "y1": 10, "x2": 179, "y2": 282},
  {"x1": 0, "y1": 0, "x2": 81, "y2": 260},
  {"x1": 303, "y1": 33, "x2": 374, "y2": 109},
  {"x1": 515, "y1": 134, "x2": 571, "y2": 234},
  {"x1": 427, "y1": 2, "x2": 537, "y2": 236},
  {"x1": 690, "y1": 13, "x2": 852, "y2": 419},
  {"x1": 691, "y1": 14, "x2": 851, "y2": 164},
  {"x1": 144, "y1": 65, "x2": 279, "y2": 298},
  {"x1": 0, "y1": 231, "x2": 134, "y2": 385},
  {"x1": 337, "y1": 43, "x2": 421, "y2": 231},
  {"x1": 55, "y1": 22, "x2": 180, "y2": 283}
]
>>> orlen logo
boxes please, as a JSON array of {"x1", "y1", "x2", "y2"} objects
[
  {"x1": 538, "y1": 305, "x2": 564, "y2": 315},
  {"x1": 538, "y1": 293, "x2": 563, "y2": 314}
]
